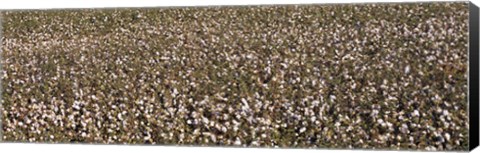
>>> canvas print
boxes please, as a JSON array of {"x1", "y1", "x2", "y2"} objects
[{"x1": 0, "y1": 2, "x2": 478, "y2": 151}]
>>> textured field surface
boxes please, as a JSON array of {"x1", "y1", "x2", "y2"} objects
[{"x1": 0, "y1": 2, "x2": 470, "y2": 151}]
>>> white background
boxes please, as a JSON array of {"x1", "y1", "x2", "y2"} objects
[{"x1": 0, "y1": 0, "x2": 478, "y2": 153}]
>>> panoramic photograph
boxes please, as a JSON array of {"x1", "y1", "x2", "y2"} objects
[{"x1": 0, "y1": 2, "x2": 473, "y2": 151}]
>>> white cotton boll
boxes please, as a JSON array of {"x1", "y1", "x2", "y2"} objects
[
  {"x1": 371, "y1": 109, "x2": 379, "y2": 117},
  {"x1": 261, "y1": 133, "x2": 267, "y2": 138},
  {"x1": 377, "y1": 119, "x2": 384, "y2": 124},
  {"x1": 330, "y1": 95, "x2": 336, "y2": 100},
  {"x1": 117, "y1": 114, "x2": 123, "y2": 120},
  {"x1": 442, "y1": 110, "x2": 449, "y2": 116},
  {"x1": 386, "y1": 122, "x2": 393, "y2": 127},
  {"x1": 72, "y1": 101, "x2": 82, "y2": 110},
  {"x1": 144, "y1": 135, "x2": 151, "y2": 141},
  {"x1": 172, "y1": 88, "x2": 179, "y2": 96},
  {"x1": 211, "y1": 135, "x2": 217, "y2": 143},
  {"x1": 405, "y1": 65, "x2": 411, "y2": 74},
  {"x1": 241, "y1": 98, "x2": 250, "y2": 109},
  {"x1": 234, "y1": 138, "x2": 242, "y2": 145},
  {"x1": 221, "y1": 126, "x2": 227, "y2": 133},
  {"x1": 202, "y1": 117, "x2": 209, "y2": 124},
  {"x1": 91, "y1": 95, "x2": 98, "y2": 100},
  {"x1": 299, "y1": 127, "x2": 307, "y2": 133},
  {"x1": 25, "y1": 117, "x2": 32, "y2": 124},
  {"x1": 412, "y1": 110, "x2": 420, "y2": 117},
  {"x1": 136, "y1": 100, "x2": 144, "y2": 105},
  {"x1": 445, "y1": 133, "x2": 451, "y2": 141}
]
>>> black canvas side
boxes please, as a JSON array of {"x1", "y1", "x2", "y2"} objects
[{"x1": 469, "y1": 1, "x2": 479, "y2": 151}]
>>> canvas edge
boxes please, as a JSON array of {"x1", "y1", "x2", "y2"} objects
[{"x1": 469, "y1": 1, "x2": 479, "y2": 151}]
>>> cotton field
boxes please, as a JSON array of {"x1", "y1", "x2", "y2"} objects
[{"x1": 0, "y1": 2, "x2": 470, "y2": 151}]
